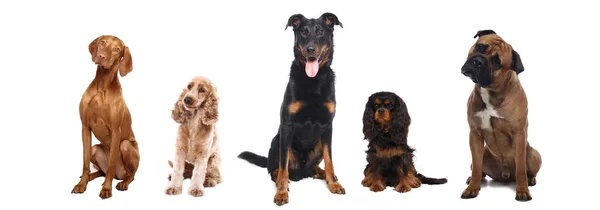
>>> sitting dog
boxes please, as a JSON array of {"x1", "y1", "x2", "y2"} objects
[
  {"x1": 237, "y1": 12, "x2": 344, "y2": 206},
  {"x1": 460, "y1": 30, "x2": 542, "y2": 201},
  {"x1": 71, "y1": 35, "x2": 140, "y2": 199},
  {"x1": 361, "y1": 91, "x2": 447, "y2": 193},
  {"x1": 165, "y1": 76, "x2": 222, "y2": 197}
]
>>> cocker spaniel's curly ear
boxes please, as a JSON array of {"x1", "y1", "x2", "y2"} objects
[
  {"x1": 171, "y1": 89, "x2": 188, "y2": 124},
  {"x1": 390, "y1": 95, "x2": 411, "y2": 145},
  {"x1": 362, "y1": 95, "x2": 376, "y2": 141},
  {"x1": 201, "y1": 84, "x2": 219, "y2": 125}
]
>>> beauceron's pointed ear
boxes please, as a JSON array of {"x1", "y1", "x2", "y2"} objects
[
  {"x1": 320, "y1": 12, "x2": 343, "y2": 29},
  {"x1": 285, "y1": 14, "x2": 306, "y2": 31}
]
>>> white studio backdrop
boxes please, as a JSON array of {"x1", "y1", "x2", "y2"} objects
[{"x1": 0, "y1": 0, "x2": 598, "y2": 209}]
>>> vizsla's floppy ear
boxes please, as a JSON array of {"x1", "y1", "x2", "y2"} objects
[
  {"x1": 285, "y1": 14, "x2": 306, "y2": 30},
  {"x1": 320, "y1": 12, "x2": 343, "y2": 29},
  {"x1": 201, "y1": 84, "x2": 219, "y2": 125},
  {"x1": 118, "y1": 46, "x2": 133, "y2": 77},
  {"x1": 511, "y1": 50, "x2": 524, "y2": 74},
  {"x1": 362, "y1": 95, "x2": 376, "y2": 141},
  {"x1": 88, "y1": 36, "x2": 101, "y2": 62}
]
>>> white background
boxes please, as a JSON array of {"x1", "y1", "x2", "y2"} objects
[{"x1": 1, "y1": 0, "x2": 598, "y2": 209}]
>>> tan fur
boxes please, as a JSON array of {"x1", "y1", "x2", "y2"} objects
[
  {"x1": 462, "y1": 33, "x2": 542, "y2": 201},
  {"x1": 288, "y1": 101, "x2": 304, "y2": 114},
  {"x1": 71, "y1": 35, "x2": 139, "y2": 200},
  {"x1": 165, "y1": 76, "x2": 222, "y2": 197},
  {"x1": 324, "y1": 101, "x2": 335, "y2": 114},
  {"x1": 374, "y1": 146, "x2": 405, "y2": 159}
]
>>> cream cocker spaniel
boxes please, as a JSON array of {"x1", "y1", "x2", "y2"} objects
[{"x1": 165, "y1": 76, "x2": 222, "y2": 197}]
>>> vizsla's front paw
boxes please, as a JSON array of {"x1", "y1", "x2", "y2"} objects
[
  {"x1": 461, "y1": 185, "x2": 480, "y2": 199},
  {"x1": 99, "y1": 187, "x2": 112, "y2": 199},
  {"x1": 165, "y1": 185, "x2": 182, "y2": 195},
  {"x1": 188, "y1": 186, "x2": 205, "y2": 197},
  {"x1": 328, "y1": 182, "x2": 346, "y2": 194},
  {"x1": 71, "y1": 182, "x2": 87, "y2": 194},
  {"x1": 116, "y1": 181, "x2": 129, "y2": 191},
  {"x1": 273, "y1": 191, "x2": 289, "y2": 206}
]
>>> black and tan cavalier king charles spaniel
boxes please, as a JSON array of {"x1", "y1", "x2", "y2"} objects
[{"x1": 361, "y1": 91, "x2": 447, "y2": 192}]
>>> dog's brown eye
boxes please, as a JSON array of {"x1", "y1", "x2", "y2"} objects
[
  {"x1": 114, "y1": 48, "x2": 120, "y2": 52},
  {"x1": 199, "y1": 88, "x2": 206, "y2": 93},
  {"x1": 187, "y1": 85, "x2": 192, "y2": 90}
]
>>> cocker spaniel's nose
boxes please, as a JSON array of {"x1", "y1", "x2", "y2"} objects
[
  {"x1": 377, "y1": 109, "x2": 385, "y2": 114},
  {"x1": 184, "y1": 97, "x2": 193, "y2": 105}
]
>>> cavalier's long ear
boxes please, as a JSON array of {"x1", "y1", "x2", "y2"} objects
[
  {"x1": 362, "y1": 95, "x2": 376, "y2": 141},
  {"x1": 172, "y1": 89, "x2": 188, "y2": 124},
  {"x1": 201, "y1": 84, "x2": 219, "y2": 125},
  {"x1": 390, "y1": 95, "x2": 411, "y2": 145}
]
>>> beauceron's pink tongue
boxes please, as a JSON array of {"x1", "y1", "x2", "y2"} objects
[{"x1": 305, "y1": 59, "x2": 319, "y2": 78}]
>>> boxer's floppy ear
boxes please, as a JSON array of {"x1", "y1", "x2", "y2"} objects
[
  {"x1": 511, "y1": 50, "x2": 524, "y2": 74},
  {"x1": 474, "y1": 30, "x2": 496, "y2": 38}
]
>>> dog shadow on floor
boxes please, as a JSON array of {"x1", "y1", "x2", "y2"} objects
[{"x1": 480, "y1": 179, "x2": 517, "y2": 192}]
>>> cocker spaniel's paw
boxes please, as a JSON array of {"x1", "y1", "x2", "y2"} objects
[
  {"x1": 165, "y1": 185, "x2": 182, "y2": 195},
  {"x1": 188, "y1": 186, "x2": 205, "y2": 197}
]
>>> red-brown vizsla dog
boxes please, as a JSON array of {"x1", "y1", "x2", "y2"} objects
[{"x1": 71, "y1": 35, "x2": 140, "y2": 199}]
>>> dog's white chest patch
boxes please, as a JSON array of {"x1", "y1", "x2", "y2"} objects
[{"x1": 475, "y1": 88, "x2": 502, "y2": 130}]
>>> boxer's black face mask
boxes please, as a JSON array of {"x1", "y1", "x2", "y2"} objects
[{"x1": 462, "y1": 30, "x2": 525, "y2": 88}]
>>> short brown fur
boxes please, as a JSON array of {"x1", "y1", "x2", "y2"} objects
[
  {"x1": 71, "y1": 35, "x2": 139, "y2": 200},
  {"x1": 461, "y1": 32, "x2": 542, "y2": 201}
]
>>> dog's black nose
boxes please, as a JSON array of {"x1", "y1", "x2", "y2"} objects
[
  {"x1": 472, "y1": 56, "x2": 485, "y2": 67},
  {"x1": 462, "y1": 55, "x2": 486, "y2": 76},
  {"x1": 184, "y1": 97, "x2": 193, "y2": 105},
  {"x1": 306, "y1": 46, "x2": 316, "y2": 53},
  {"x1": 377, "y1": 109, "x2": 385, "y2": 114}
]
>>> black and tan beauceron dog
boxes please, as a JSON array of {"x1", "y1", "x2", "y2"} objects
[
  {"x1": 238, "y1": 13, "x2": 344, "y2": 206},
  {"x1": 460, "y1": 30, "x2": 542, "y2": 201},
  {"x1": 361, "y1": 91, "x2": 447, "y2": 193}
]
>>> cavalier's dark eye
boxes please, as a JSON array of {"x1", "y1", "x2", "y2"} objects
[
  {"x1": 199, "y1": 88, "x2": 206, "y2": 93},
  {"x1": 187, "y1": 85, "x2": 192, "y2": 90}
]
